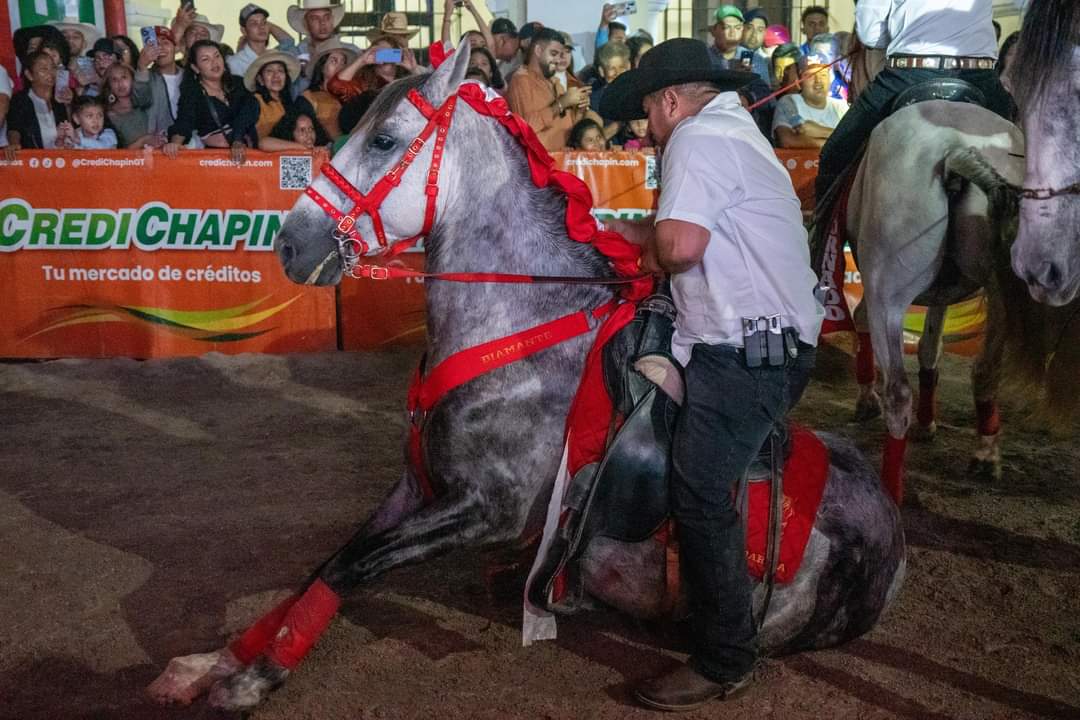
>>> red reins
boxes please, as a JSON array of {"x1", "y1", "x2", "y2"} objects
[{"x1": 304, "y1": 88, "x2": 457, "y2": 267}]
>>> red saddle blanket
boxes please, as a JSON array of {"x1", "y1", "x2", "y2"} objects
[{"x1": 743, "y1": 425, "x2": 830, "y2": 582}]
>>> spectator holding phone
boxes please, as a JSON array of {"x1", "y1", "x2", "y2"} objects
[
  {"x1": 134, "y1": 26, "x2": 183, "y2": 127},
  {"x1": 327, "y1": 32, "x2": 417, "y2": 104},
  {"x1": 85, "y1": 37, "x2": 121, "y2": 97},
  {"x1": 506, "y1": 28, "x2": 584, "y2": 151},
  {"x1": 165, "y1": 39, "x2": 258, "y2": 163},
  {"x1": 172, "y1": 8, "x2": 225, "y2": 58},
  {"x1": 227, "y1": 4, "x2": 299, "y2": 77},
  {"x1": 7, "y1": 51, "x2": 72, "y2": 150},
  {"x1": 595, "y1": 4, "x2": 628, "y2": 50},
  {"x1": 441, "y1": 0, "x2": 494, "y2": 52},
  {"x1": 65, "y1": 95, "x2": 117, "y2": 149}
]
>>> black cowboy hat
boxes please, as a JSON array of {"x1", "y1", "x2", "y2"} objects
[{"x1": 600, "y1": 37, "x2": 757, "y2": 120}]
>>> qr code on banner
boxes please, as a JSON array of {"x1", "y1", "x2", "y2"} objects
[
  {"x1": 644, "y1": 155, "x2": 659, "y2": 190},
  {"x1": 279, "y1": 156, "x2": 312, "y2": 190}
]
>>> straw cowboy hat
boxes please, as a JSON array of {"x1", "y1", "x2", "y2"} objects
[
  {"x1": 600, "y1": 38, "x2": 757, "y2": 120},
  {"x1": 366, "y1": 12, "x2": 420, "y2": 43},
  {"x1": 49, "y1": 17, "x2": 102, "y2": 50},
  {"x1": 192, "y1": 14, "x2": 225, "y2": 44},
  {"x1": 287, "y1": 0, "x2": 346, "y2": 37},
  {"x1": 244, "y1": 50, "x2": 302, "y2": 91},
  {"x1": 305, "y1": 37, "x2": 358, "y2": 78}
]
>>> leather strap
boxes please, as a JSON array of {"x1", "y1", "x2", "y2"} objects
[{"x1": 886, "y1": 55, "x2": 995, "y2": 70}]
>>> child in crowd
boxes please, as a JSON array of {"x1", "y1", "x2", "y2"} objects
[
  {"x1": 64, "y1": 95, "x2": 117, "y2": 148},
  {"x1": 263, "y1": 106, "x2": 331, "y2": 152},
  {"x1": 568, "y1": 118, "x2": 607, "y2": 152},
  {"x1": 616, "y1": 118, "x2": 652, "y2": 150},
  {"x1": 103, "y1": 63, "x2": 163, "y2": 148}
]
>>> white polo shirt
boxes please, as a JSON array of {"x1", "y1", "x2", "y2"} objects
[
  {"x1": 856, "y1": 0, "x2": 998, "y2": 58},
  {"x1": 655, "y1": 92, "x2": 824, "y2": 364}
]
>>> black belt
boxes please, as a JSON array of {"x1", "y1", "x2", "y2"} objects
[{"x1": 887, "y1": 54, "x2": 996, "y2": 71}]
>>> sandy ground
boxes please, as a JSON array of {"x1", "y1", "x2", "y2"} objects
[{"x1": 1, "y1": 346, "x2": 1078, "y2": 720}]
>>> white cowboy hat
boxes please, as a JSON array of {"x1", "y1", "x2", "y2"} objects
[
  {"x1": 366, "y1": 11, "x2": 420, "y2": 43},
  {"x1": 191, "y1": 14, "x2": 225, "y2": 44},
  {"x1": 305, "y1": 38, "x2": 359, "y2": 78},
  {"x1": 244, "y1": 50, "x2": 302, "y2": 91},
  {"x1": 49, "y1": 17, "x2": 102, "y2": 50},
  {"x1": 287, "y1": 0, "x2": 346, "y2": 37}
]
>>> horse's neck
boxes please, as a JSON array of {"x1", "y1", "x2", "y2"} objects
[{"x1": 422, "y1": 145, "x2": 613, "y2": 366}]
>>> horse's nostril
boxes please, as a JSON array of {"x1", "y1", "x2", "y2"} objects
[
  {"x1": 280, "y1": 239, "x2": 297, "y2": 266},
  {"x1": 1031, "y1": 262, "x2": 1063, "y2": 292}
]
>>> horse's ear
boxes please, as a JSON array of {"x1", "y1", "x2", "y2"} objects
[{"x1": 425, "y1": 43, "x2": 473, "y2": 105}]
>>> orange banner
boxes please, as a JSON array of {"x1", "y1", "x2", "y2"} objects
[{"x1": 0, "y1": 149, "x2": 336, "y2": 358}]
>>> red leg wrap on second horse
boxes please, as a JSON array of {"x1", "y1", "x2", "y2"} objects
[
  {"x1": 917, "y1": 367, "x2": 939, "y2": 428},
  {"x1": 882, "y1": 435, "x2": 907, "y2": 505},
  {"x1": 856, "y1": 332, "x2": 876, "y2": 386},
  {"x1": 229, "y1": 594, "x2": 300, "y2": 665},
  {"x1": 975, "y1": 400, "x2": 1001, "y2": 437},
  {"x1": 264, "y1": 579, "x2": 341, "y2": 670}
]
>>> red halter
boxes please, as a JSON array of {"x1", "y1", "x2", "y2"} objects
[{"x1": 304, "y1": 88, "x2": 458, "y2": 273}]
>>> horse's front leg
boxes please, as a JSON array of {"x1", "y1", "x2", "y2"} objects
[
  {"x1": 911, "y1": 305, "x2": 947, "y2": 441},
  {"x1": 852, "y1": 300, "x2": 882, "y2": 421},
  {"x1": 970, "y1": 287, "x2": 1006, "y2": 481},
  {"x1": 207, "y1": 488, "x2": 501, "y2": 711}
]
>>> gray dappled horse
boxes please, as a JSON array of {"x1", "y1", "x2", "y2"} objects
[
  {"x1": 148, "y1": 48, "x2": 905, "y2": 711},
  {"x1": 1008, "y1": 0, "x2": 1080, "y2": 306}
]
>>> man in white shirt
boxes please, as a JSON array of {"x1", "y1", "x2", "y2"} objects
[
  {"x1": 227, "y1": 4, "x2": 299, "y2": 78},
  {"x1": 602, "y1": 38, "x2": 824, "y2": 713},
  {"x1": 773, "y1": 57, "x2": 848, "y2": 148},
  {"x1": 815, "y1": 0, "x2": 1012, "y2": 199}
]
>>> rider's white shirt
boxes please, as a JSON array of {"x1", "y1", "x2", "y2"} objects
[
  {"x1": 656, "y1": 92, "x2": 824, "y2": 364},
  {"x1": 857, "y1": 0, "x2": 999, "y2": 59}
]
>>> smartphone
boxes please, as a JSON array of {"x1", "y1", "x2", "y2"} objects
[
  {"x1": 74, "y1": 56, "x2": 97, "y2": 86},
  {"x1": 140, "y1": 26, "x2": 158, "y2": 47},
  {"x1": 180, "y1": 0, "x2": 195, "y2": 10},
  {"x1": 613, "y1": 1, "x2": 637, "y2": 15},
  {"x1": 374, "y1": 48, "x2": 402, "y2": 64},
  {"x1": 55, "y1": 66, "x2": 70, "y2": 101}
]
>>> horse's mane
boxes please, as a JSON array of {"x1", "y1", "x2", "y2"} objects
[
  {"x1": 1009, "y1": 0, "x2": 1080, "y2": 110},
  {"x1": 352, "y1": 73, "x2": 430, "y2": 138}
]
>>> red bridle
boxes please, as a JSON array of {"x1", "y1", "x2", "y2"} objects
[{"x1": 304, "y1": 88, "x2": 458, "y2": 274}]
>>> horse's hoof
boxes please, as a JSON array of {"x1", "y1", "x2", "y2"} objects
[
  {"x1": 146, "y1": 649, "x2": 241, "y2": 706},
  {"x1": 909, "y1": 421, "x2": 937, "y2": 442},
  {"x1": 968, "y1": 457, "x2": 1002, "y2": 483},
  {"x1": 853, "y1": 396, "x2": 882, "y2": 422},
  {"x1": 208, "y1": 657, "x2": 289, "y2": 711}
]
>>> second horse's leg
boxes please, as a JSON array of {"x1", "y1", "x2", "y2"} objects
[{"x1": 911, "y1": 305, "x2": 947, "y2": 441}]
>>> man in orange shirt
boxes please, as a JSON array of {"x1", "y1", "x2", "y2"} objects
[{"x1": 505, "y1": 28, "x2": 590, "y2": 151}]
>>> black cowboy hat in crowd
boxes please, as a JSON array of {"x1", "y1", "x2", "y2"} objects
[{"x1": 600, "y1": 37, "x2": 757, "y2": 120}]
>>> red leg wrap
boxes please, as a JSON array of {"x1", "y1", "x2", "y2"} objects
[
  {"x1": 882, "y1": 435, "x2": 907, "y2": 505},
  {"x1": 916, "y1": 367, "x2": 939, "y2": 428},
  {"x1": 264, "y1": 579, "x2": 341, "y2": 670},
  {"x1": 975, "y1": 400, "x2": 1001, "y2": 437},
  {"x1": 856, "y1": 332, "x2": 876, "y2": 386},
  {"x1": 228, "y1": 594, "x2": 300, "y2": 666}
]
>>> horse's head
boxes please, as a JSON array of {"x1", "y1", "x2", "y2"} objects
[
  {"x1": 276, "y1": 47, "x2": 476, "y2": 285},
  {"x1": 1006, "y1": 0, "x2": 1080, "y2": 306}
]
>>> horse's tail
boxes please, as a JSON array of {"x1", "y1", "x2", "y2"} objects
[{"x1": 945, "y1": 146, "x2": 1080, "y2": 424}]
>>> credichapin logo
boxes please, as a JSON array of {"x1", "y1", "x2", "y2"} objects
[{"x1": 0, "y1": 199, "x2": 285, "y2": 252}]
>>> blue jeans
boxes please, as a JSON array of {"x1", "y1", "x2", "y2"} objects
[{"x1": 671, "y1": 342, "x2": 795, "y2": 682}]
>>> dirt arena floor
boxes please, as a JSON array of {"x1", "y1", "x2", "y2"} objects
[{"x1": 1, "y1": 345, "x2": 1078, "y2": 720}]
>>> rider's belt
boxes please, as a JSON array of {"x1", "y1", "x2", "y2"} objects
[{"x1": 887, "y1": 55, "x2": 995, "y2": 71}]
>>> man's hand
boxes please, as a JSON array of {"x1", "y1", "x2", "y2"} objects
[
  {"x1": 600, "y1": 3, "x2": 617, "y2": 27},
  {"x1": 162, "y1": 141, "x2": 182, "y2": 158},
  {"x1": 138, "y1": 43, "x2": 158, "y2": 70},
  {"x1": 559, "y1": 85, "x2": 590, "y2": 111}
]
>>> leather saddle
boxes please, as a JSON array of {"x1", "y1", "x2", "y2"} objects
[
  {"x1": 891, "y1": 77, "x2": 987, "y2": 114},
  {"x1": 528, "y1": 284, "x2": 792, "y2": 616}
]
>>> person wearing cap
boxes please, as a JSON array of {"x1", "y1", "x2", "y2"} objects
[
  {"x1": 227, "y1": 4, "x2": 299, "y2": 77},
  {"x1": 600, "y1": 37, "x2": 823, "y2": 712},
  {"x1": 814, "y1": 0, "x2": 1012, "y2": 202},
  {"x1": 772, "y1": 55, "x2": 847, "y2": 148},
  {"x1": 707, "y1": 6, "x2": 767, "y2": 83},
  {"x1": 762, "y1": 25, "x2": 791, "y2": 60},
  {"x1": 506, "y1": 28, "x2": 589, "y2": 152},
  {"x1": 131, "y1": 26, "x2": 183, "y2": 134},
  {"x1": 490, "y1": 17, "x2": 521, "y2": 78},
  {"x1": 85, "y1": 37, "x2": 121, "y2": 97}
]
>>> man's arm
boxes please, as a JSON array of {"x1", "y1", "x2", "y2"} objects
[
  {"x1": 655, "y1": 219, "x2": 710, "y2": 274},
  {"x1": 775, "y1": 124, "x2": 825, "y2": 149},
  {"x1": 855, "y1": 0, "x2": 891, "y2": 49}
]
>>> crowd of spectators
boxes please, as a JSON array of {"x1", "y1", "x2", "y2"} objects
[{"x1": 0, "y1": 2, "x2": 1022, "y2": 160}]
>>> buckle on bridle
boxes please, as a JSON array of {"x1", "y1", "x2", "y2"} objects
[
  {"x1": 363, "y1": 265, "x2": 390, "y2": 280},
  {"x1": 337, "y1": 215, "x2": 356, "y2": 234}
]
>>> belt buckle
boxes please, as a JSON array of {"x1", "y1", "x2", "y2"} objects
[
  {"x1": 923, "y1": 57, "x2": 939, "y2": 69},
  {"x1": 943, "y1": 57, "x2": 956, "y2": 70},
  {"x1": 895, "y1": 57, "x2": 908, "y2": 69}
]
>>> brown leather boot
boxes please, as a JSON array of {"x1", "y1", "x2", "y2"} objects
[{"x1": 634, "y1": 663, "x2": 754, "y2": 712}]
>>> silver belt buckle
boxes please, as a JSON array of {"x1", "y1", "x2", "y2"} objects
[
  {"x1": 943, "y1": 57, "x2": 957, "y2": 70},
  {"x1": 923, "y1": 57, "x2": 939, "y2": 69},
  {"x1": 895, "y1": 57, "x2": 908, "y2": 69}
]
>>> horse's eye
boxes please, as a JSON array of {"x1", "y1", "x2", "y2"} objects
[{"x1": 370, "y1": 134, "x2": 395, "y2": 151}]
